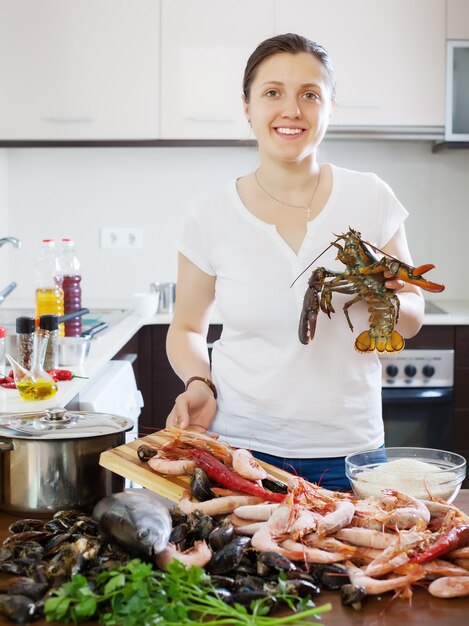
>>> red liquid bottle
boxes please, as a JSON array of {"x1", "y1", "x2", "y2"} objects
[{"x1": 60, "y1": 238, "x2": 82, "y2": 337}]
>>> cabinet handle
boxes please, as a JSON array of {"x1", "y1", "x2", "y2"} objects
[
  {"x1": 42, "y1": 116, "x2": 95, "y2": 124},
  {"x1": 186, "y1": 117, "x2": 236, "y2": 123}
]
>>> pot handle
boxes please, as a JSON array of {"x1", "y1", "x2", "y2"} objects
[{"x1": 0, "y1": 441, "x2": 14, "y2": 452}]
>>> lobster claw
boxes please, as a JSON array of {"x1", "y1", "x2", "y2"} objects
[
  {"x1": 299, "y1": 282, "x2": 320, "y2": 345},
  {"x1": 390, "y1": 262, "x2": 445, "y2": 293}
]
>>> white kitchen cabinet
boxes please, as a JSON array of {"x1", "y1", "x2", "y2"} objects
[
  {"x1": 275, "y1": 0, "x2": 446, "y2": 130},
  {"x1": 160, "y1": 0, "x2": 275, "y2": 140},
  {"x1": 0, "y1": 0, "x2": 160, "y2": 140},
  {"x1": 447, "y1": 0, "x2": 469, "y2": 39}
]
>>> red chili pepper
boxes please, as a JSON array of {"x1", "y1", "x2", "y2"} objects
[
  {"x1": 46, "y1": 369, "x2": 89, "y2": 381},
  {"x1": 186, "y1": 447, "x2": 285, "y2": 503},
  {"x1": 409, "y1": 522, "x2": 469, "y2": 564},
  {"x1": 0, "y1": 375, "x2": 16, "y2": 389}
]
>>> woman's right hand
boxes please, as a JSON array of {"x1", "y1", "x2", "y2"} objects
[{"x1": 166, "y1": 382, "x2": 217, "y2": 433}]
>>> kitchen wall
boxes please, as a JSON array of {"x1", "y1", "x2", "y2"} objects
[{"x1": 1, "y1": 140, "x2": 469, "y2": 307}]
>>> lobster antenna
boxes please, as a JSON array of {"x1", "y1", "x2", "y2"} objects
[{"x1": 290, "y1": 240, "x2": 336, "y2": 287}]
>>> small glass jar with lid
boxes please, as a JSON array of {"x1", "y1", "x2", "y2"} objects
[
  {"x1": 16, "y1": 316, "x2": 35, "y2": 372},
  {"x1": 38, "y1": 314, "x2": 59, "y2": 370}
]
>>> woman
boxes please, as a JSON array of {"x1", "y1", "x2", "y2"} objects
[{"x1": 165, "y1": 33, "x2": 424, "y2": 491}]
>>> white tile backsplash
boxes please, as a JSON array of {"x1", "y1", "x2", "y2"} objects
[{"x1": 1, "y1": 140, "x2": 468, "y2": 306}]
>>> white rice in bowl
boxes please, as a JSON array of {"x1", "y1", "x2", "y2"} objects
[{"x1": 352, "y1": 458, "x2": 459, "y2": 501}]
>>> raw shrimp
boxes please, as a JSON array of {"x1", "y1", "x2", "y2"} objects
[
  {"x1": 280, "y1": 538, "x2": 350, "y2": 564},
  {"x1": 155, "y1": 539, "x2": 212, "y2": 570},
  {"x1": 345, "y1": 561, "x2": 426, "y2": 595},
  {"x1": 148, "y1": 456, "x2": 196, "y2": 475},
  {"x1": 364, "y1": 531, "x2": 426, "y2": 577},
  {"x1": 381, "y1": 490, "x2": 430, "y2": 529},
  {"x1": 335, "y1": 528, "x2": 398, "y2": 550},
  {"x1": 428, "y1": 575, "x2": 469, "y2": 598},
  {"x1": 233, "y1": 503, "x2": 279, "y2": 521},
  {"x1": 178, "y1": 490, "x2": 264, "y2": 516},
  {"x1": 303, "y1": 533, "x2": 357, "y2": 557},
  {"x1": 232, "y1": 448, "x2": 267, "y2": 481},
  {"x1": 422, "y1": 559, "x2": 469, "y2": 578},
  {"x1": 235, "y1": 521, "x2": 268, "y2": 536},
  {"x1": 316, "y1": 501, "x2": 355, "y2": 536}
]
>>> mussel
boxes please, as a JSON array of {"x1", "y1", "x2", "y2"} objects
[
  {"x1": 257, "y1": 551, "x2": 297, "y2": 576},
  {"x1": 261, "y1": 477, "x2": 288, "y2": 494},
  {"x1": 190, "y1": 468, "x2": 215, "y2": 502},
  {"x1": 341, "y1": 583, "x2": 367, "y2": 608},
  {"x1": 208, "y1": 536, "x2": 251, "y2": 575},
  {"x1": 208, "y1": 522, "x2": 234, "y2": 551},
  {"x1": 137, "y1": 444, "x2": 159, "y2": 463},
  {"x1": 0, "y1": 593, "x2": 35, "y2": 624},
  {"x1": 311, "y1": 563, "x2": 350, "y2": 590}
]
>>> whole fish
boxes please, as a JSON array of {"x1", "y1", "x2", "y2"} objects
[{"x1": 93, "y1": 488, "x2": 172, "y2": 558}]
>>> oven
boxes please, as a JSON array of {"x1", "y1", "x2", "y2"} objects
[{"x1": 379, "y1": 349, "x2": 454, "y2": 450}]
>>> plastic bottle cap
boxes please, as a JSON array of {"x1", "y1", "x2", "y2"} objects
[
  {"x1": 16, "y1": 316, "x2": 35, "y2": 334},
  {"x1": 39, "y1": 314, "x2": 59, "y2": 331},
  {"x1": 62, "y1": 238, "x2": 74, "y2": 245},
  {"x1": 42, "y1": 239, "x2": 55, "y2": 247},
  {"x1": 0, "y1": 327, "x2": 5, "y2": 338}
]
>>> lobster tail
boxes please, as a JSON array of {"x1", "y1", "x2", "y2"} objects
[{"x1": 355, "y1": 330, "x2": 405, "y2": 354}]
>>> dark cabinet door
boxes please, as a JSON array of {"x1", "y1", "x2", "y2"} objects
[{"x1": 132, "y1": 324, "x2": 222, "y2": 434}]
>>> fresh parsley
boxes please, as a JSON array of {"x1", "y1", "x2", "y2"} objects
[{"x1": 44, "y1": 559, "x2": 332, "y2": 625}]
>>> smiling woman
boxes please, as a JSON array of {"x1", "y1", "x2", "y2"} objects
[{"x1": 164, "y1": 33, "x2": 425, "y2": 492}]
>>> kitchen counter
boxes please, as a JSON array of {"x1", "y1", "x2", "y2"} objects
[
  {"x1": 0, "y1": 490, "x2": 467, "y2": 626},
  {"x1": 1, "y1": 297, "x2": 469, "y2": 415}
]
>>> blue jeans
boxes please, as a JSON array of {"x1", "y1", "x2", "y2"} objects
[{"x1": 252, "y1": 450, "x2": 352, "y2": 492}]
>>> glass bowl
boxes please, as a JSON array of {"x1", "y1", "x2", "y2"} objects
[{"x1": 345, "y1": 447, "x2": 467, "y2": 503}]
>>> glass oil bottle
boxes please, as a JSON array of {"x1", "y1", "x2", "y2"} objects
[{"x1": 6, "y1": 333, "x2": 58, "y2": 401}]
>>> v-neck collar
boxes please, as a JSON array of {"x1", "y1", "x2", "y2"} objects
[{"x1": 230, "y1": 164, "x2": 340, "y2": 258}]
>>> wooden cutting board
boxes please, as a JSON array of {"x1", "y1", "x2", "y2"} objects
[{"x1": 99, "y1": 430, "x2": 294, "y2": 504}]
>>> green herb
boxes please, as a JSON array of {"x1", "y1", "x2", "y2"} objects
[{"x1": 44, "y1": 559, "x2": 332, "y2": 626}]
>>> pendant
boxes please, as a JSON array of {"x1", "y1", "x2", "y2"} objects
[{"x1": 305, "y1": 205, "x2": 312, "y2": 219}]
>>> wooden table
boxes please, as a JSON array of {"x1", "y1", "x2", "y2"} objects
[{"x1": 0, "y1": 492, "x2": 468, "y2": 626}]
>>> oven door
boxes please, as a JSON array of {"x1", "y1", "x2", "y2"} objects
[{"x1": 382, "y1": 387, "x2": 454, "y2": 449}]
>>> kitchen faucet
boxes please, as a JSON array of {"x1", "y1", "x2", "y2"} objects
[
  {"x1": 0, "y1": 237, "x2": 21, "y2": 304},
  {"x1": 0, "y1": 237, "x2": 21, "y2": 249}
]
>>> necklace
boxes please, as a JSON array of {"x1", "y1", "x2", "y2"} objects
[{"x1": 254, "y1": 166, "x2": 322, "y2": 219}]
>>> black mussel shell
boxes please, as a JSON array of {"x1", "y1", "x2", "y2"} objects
[
  {"x1": 208, "y1": 536, "x2": 251, "y2": 575},
  {"x1": 7, "y1": 579, "x2": 50, "y2": 601},
  {"x1": 170, "y1": 522, "x2": 190, "y2": 546},
  {"x1": 208, "y1": 523, "x2": 234, "y2": 551},
  {"x1": 284, "y1": 578, "x2": 320, "y2": 598},
  {"x1": 190, "y1": 468, "x2": 215, "y2": 502},
  {"x1": 341, "y1": 583, "x2": 367, "y2": 608},
  {"x1": 0, "y1": 593, "x2": 35, "y2": 623},
  {"x1": 229, "y1": 590, "x2": 277, "y2": 610},
  {"x1": 261, "y1": 477, "x2": 288, "y2": 494},
  {"x1": 186, "y1": 511, "x2": 216, "y2": 540},
  {"x1": 257, "y1": 551, "x2": 297, "y2": 576},
  {"x1": 214, "y1": 587, "x2": 232, "y2": 603},
  {"x1": 42, "y1": 533, "x2": 72, "y2": 555},
  {"x1": 3, "y1": 531, "x2": 51, "y2": 546},
  {"x1": 8, "y1": 520, "x2": 44, "y2": 534},
  {"x1": 233, "y1": 573, "x2": 265, "y2": 592},
  {"x1": 210, "y1": 575, "x2": 237, "y2": 590},
  {"x1": 169, "y1": 507, "x2": 188, "y2": 526},
  {"x1": 311, "y1": 564, "x2": 350, "y2": 590},
  {"x1": 137, "y1": 444, "x2": 158, "y2": 462}
]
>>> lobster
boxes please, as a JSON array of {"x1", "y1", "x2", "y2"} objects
[{"x1": 298, "y1": 228, "x2": 445, "y2": 353}]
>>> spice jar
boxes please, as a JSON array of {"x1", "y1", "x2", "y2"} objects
[
  {"x1": 15, "y1": 316, "x2": 35, "y2": 372},
  {"x1": 38, "y1": 314, "x2": 59, "y2": 370}
]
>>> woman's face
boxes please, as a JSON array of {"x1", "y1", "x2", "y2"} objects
[{"x1": 244, "y1": 52, "x2": 335, "y2": 163}]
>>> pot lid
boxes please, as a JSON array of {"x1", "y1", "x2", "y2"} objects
[{"x1": 0, "y1": 407, "x2": 133, "y2": 439}]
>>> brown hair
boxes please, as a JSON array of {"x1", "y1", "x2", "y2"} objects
[{"x1": 243, "y1": 33, "x2": 336, "y2": 102}]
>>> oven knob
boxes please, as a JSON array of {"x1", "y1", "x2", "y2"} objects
[
  {"x1": 385, "y1": 365, "x2": 398, "y2": 377},
  {"x1": 404, "y1": 364, "x2": 417, "y2": 378},
  {"x1": 422, "y1": 365, "x2": 435, "y2": 378}
]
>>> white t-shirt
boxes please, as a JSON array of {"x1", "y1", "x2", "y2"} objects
[{"x1": 179, "y1": 164, "x2": 409, "y2": 458}]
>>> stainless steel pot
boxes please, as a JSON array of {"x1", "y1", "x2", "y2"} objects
[
  {"x1": 58, "y1": 322, "x2": 109, "y2": 365},
  {"x1": 0, "y1": 407, "x2": 133, "y2": 516}
]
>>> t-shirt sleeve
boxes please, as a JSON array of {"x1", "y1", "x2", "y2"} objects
[
  {"x1": 178, "y1": 205, "x2": 216, "y2": 276},
  {"x1": 375, "y1": 176, "x2": 409, "y2": 247}
]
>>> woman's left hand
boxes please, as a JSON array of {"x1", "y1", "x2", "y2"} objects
[{"x1": 384, "y1": 270, "x2": 405, "y2": 294}]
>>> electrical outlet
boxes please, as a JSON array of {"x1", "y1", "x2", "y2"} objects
[{"x1": 100, "y1": 227, "x2": 143, "y2": 249}]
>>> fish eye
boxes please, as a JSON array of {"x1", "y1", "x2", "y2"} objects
[{"x1": 138, "y1": 528, "x2": 150, "y2": 539}]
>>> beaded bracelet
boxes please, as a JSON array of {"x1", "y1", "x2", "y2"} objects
[{"x1": 185, "y1": 376, "x2": 218, "y2": 399}]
